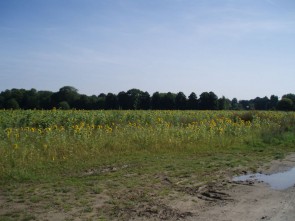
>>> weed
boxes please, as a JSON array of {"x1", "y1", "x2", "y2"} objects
[
  {"x1": 0, "y1": 110, "x2": 294, "y2": 220},
  {"x1": 91, "y1": 185, "x2": 102, "y2": 194}
]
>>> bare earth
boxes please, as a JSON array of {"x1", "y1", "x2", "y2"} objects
[
  {"x1": 187, "y1": 153, "x2": 295, "y2": 221},
  {"x1": 1, "y1": 154, "x2": 295, "y2": 220},
  {"x1": 123, "y1": 153, "x2": 295, "y2": 221}
]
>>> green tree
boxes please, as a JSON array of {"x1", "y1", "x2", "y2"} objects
[
  {"x1": 5, "y1": 98, "x2": 20, "y2": 109},
  {"x1": 199, "y1": 92, "x2": 218, "y2": 110},
  {"x1": 269, "y1": 95, "x2": 279, "y2": 110},
  {"x1": 253, "y1": 96, "x2": 269, "y2": 110},
  {"x1": 137, "y1": 92, "x2": 151, "y2": 110},
  {"x1": 118, "y1": 91, "x2": 131, "y2": 110},
  {"x1": 10, "y1": 88, "x2": 26, "y2": 107},
  {"x1": 76, "y1": 94, "x2": 90, "y2": 109},
  {"x1": 0, "y1": 95, "x2": 4, "y2": 109},
  {"x1": 231, "y1": 98, "x2": 239, "y2": 110},
  {"x1": 88, "y1": 95, "x2": 99, "y2": 109},
  {"x1": 162, "y1": 92, "x2": 176, "y2": 110},
  {"x1": 151, "y1": 92, "x2": 161, "y2": 110},
  {"x1": 127, "y1": 88, "x2": 143, "y2": 109},
  {"x1": 23, "y1": 88, "x2": 39, "y2": 109},
  {"x1": 1, "y1": 90, "x2": 12, "y2": 102},
  {"x1": 175, "y1": 92, "x2": 187, "y2": 110},
  {"x1": 38, "y1": 91, "x2": 53, "y2": 109},
  {"x1": 187, "y1": 92, "x2": 198, "y2": 110},
  {"x1": 52, "y1": 86, "x2": 80, "y2": 108},
  {"x1": 277, "y1": 98, "x2": 293, "y2": 111},
  {"x1": 239, "y1": 100, "x2": 254, "y2": 110},
  {"x1": 97, "y1": 93, "x2": 106, "y2": 109},
  {"x1": 105, "y1": 93, "x2": 118, "y2": 109},
  {"x1": 282, "y1": 94, "x2": 295, "y2": 110},
  {"x1": 58, "y1": 101, "x2": 71, "y2": 110},
  {"x1": 218, "y1": 96, "x2": 231, "y2": 110}
]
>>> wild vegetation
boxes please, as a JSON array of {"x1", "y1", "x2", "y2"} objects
[
  {"x1": 1, "y1": 109, "x2": 294, "y2": 180},
  {"x1": 1, "y1": 86, "x2": 295, "y2": 111},
  {"x1": 1, "y1": 109, "x2": 295, "y2": 220}
]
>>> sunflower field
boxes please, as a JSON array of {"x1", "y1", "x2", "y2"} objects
[{"x1": 1, "y1": 109, "x2": 295, "y2": 181}]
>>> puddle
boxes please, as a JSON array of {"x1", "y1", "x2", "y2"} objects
[{"x1": 233, "y1": 167, "x2": 295, "y2": 190}]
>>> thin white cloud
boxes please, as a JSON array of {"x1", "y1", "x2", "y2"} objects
[
  {"x1": 264, "y1": 0, "x2": 277, "y2": 6},
  {"x1": 194, "y1": 19, "x2": 295, "y2": 38},
  {"x1": 31, "y1": 50, "x2": 122, "y2": 66}
]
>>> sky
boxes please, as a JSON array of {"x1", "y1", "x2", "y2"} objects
[{"x1": 0, "y1": 0, "x2": 294, "y2": 100}]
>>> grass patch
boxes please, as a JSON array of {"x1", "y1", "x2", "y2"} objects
[{"x1": 0, "y1": 110, "x2": 294, "y2": 220}]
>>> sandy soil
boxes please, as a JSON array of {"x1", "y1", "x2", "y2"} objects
[
  {"x1": 123, "y1": 153, "x2": 295, "y2": 221},
  {"x1": 187, "y1": 153, "x2": 295, "y2": 221},
  {"x1": 1, "y1": 154, "x2": 295, "y2": 220}
]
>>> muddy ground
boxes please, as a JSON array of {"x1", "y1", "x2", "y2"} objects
[
  {"x1": 191, "y1": 153, "x2": 295, "y2": 221},
  {"x1": 1, "y1": 154, "x2": 295, "y2": 221},
  {"x1": 131, "y1": 154, "x2": 295, "y2": 221}
]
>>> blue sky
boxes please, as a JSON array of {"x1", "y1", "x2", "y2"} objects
[{"x1": 0, "y1": 0, "x2": 294, "y2": 99}]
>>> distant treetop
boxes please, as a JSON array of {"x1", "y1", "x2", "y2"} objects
[{"x1": 0, "y1": 86, "x2": 293, "y2": 111}]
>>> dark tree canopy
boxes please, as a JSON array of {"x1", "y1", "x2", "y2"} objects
[
  {"x1": 199, "y1": 92, "x2": 218, "y2": 110},
  {"x1": 239, "y1": 100, "x2": 254, "y2": 110},
  {"x1": 187, "y1": 92, "x2": 198, "y2": 110},
  {"x1": 118, "y1": 91, "x2": 130, "y2": 110},
  {"x1": 58, "y1": 101, "x2": 71, "y2": 110},
  {"x1": 137, "y1": 92, "x2": 151, "y2": 110},
  {"x1": 126, "y1": 88, "x2": 143, "y2": 109},
  {"x1": 105, "y1": 93, "x2": 119, "y2": 110},
  {"x1": 282, "y1": 94, "x2": 295, "y2": 110},
  {"x1": 151, "y1": 92, "x2": 161, "y2": 110},
  {"x1": 218, "y1": 96, "x2": 231, "y2": 110},
  {"x1": 175, "y1": 92, "x2": 187, "y2": 110},
  {"x1": 252, "y1": 96, "x2": 269, "y2": 110},
  {"x1": 277, "y1": 98, "x2": 294, "y2": 111},
  {"x1": 162, "y1": 92, "x2": 176, "y2": 110},
  {"x1": 231, "y1": 98, "x2": 239, "y2": 110},
  {"x1": 38, "y1": 91, "x2": 53, "y2": 109},
  {"x1": 5, "y1": 98, "x2": 20, "y2": 109},
  {"x1": 269, "y1": 95, "x2": 279, "y2": 110},
  {"x1": 0, "y1": 86, "x2": 294, "y2": 111},
  {"x1": 51, "y1": 86, "x2": 80, "y2": 108}
]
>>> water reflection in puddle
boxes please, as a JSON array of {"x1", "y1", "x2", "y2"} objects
[{"x1": 233, "y1": 167, "x2": 295, "y2": 190}]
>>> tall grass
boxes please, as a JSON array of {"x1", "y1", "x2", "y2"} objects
[{"x1": 1, "y1": 110, "x2": 295, "y2": 182}]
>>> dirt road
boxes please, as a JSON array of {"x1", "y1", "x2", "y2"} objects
[
  {"x1": 189, "y1": 153, "x2": 295, "y2": 221},
  {"x1": 194, "y1": 180, "x2": 295, "y2": 221},
  {"x1": 1, "y1": 154, "x2": 295, "y2": 220}
]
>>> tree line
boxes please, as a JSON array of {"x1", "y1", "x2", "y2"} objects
[{"x1": 0, "y1": 86, "x2": 294, "y2": 111}]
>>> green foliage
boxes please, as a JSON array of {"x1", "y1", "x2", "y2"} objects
[
  {"x1": 283, "y1": 94, "x2": 295, "y2": 105},
  {"x1": 277, "y1": 98, "x2": 294, "y2": 111},
  {"x1": 105, "y1": 93, "x2": 118, "y2": 109},
  {"x1": 1, "y1": 87, "x2": 295, "y2": 111},
  {"x1": 0, "y1": 110, "x2": 295, "y2": 220},
  {"x1": 58, "y1": 101, "x2": 71, "y2": 110},
  {"x1": 5, "y1": 98, "x2": 20, "y2": 109},
  {"x1": 218, "y1": 96, "x2": 231, "y2": 110},
  {"x1": 199, "y1": 92, "x2": 218, "y2": 110},
  {"x1": 187, "y1": 92, "x2": 198, "y2": 110},
  {"x1": 175, "y1": 92, "x2": 187, "y2": 110},
  {"x1": 0, "y1": 110, "x2": 294, "y2": 183}
]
